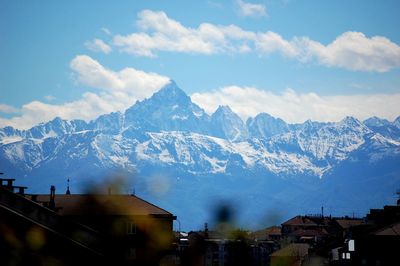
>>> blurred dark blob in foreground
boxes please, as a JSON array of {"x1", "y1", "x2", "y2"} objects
[{"x1": 1, "y1": 176, "x2": 400, "y2": 266}]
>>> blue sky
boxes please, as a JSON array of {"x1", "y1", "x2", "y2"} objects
[{"x1": 1, "y1": 0, "x2": 400, "y2": 128}]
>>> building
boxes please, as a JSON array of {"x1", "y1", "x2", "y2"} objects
[
  {"x1": 0, "y1": 177, "x2": 176, "y2": 266},
  {"x1": 270, "y1": 243, "x2": 309, "y2": 266},
  {"x1": 330, "y1": 204, "x2": 400, "y2": 266},
  {"x1": 281, "y1": 215, "x2": 331, "y2": 244},
  {"x1": 250, "y1": 226, "x2": 282, "y2": 242}
]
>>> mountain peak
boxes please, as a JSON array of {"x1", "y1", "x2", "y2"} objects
[
  {"x1": 210, "y1": 105, "x2": 247, "y2": 141},
  {"x1": 340, "y1": 116, "x2": 362, "y2": 126},
  {"x1": 364, "y1": 116, "x2": 391, "y2": 127},
  {"x1": 247, "y1": 112, "x2": 288, "y2": 138},
  {"x1": 124, "y1": 80, "x2": 210, "y2": 133},
  {"x1": 152, "y1": 80, "x2": 189, "y2": 103},
  {"x1": 336, "y1": 116, "x2": 371, "y2": 135},
  {"x1": 214, "y1": 105, "x2": 234, "y2": 115}
]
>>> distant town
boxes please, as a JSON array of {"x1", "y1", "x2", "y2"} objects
[{"x1": 1, "y1": 174, "x2": 399, "y2": 266}]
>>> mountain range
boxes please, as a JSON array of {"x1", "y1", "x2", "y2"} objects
[{"x1": 1, "y1": 81, "x2": 400, "y2": 230}]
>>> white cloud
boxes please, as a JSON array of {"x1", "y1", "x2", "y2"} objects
[
  {"x1": 0, "y1": 55, "x2": 169, "y2": 129},
  {"x1": 85, "y1": 38, "x2": 112, "y2": 54},
  {"x1": 111, "y1": 10, "x2": 400, "y2": 72},
  {"x1": 296, "y1": 32, "x2": 400, "y2": 72},
  {"x1": 113, "y1": 10, "x2": 255, "y2": 57},
  {"x1": 70, "y1": 55, "x2": 169, "y2": 98},
  {"x1": 255, "y1": 31, "x2": 298, "y2": 57},
  {"x1": 191, "y1": 86, "x2": 400, "y2": 123},
  {"x1": 236, "y1": 0, "x2": 267, "y2": 17},
  {"x1": 0, "y1": 104, "x2": 18, "y2": 114}
]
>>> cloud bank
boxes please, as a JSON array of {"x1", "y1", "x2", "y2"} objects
[
  {"x1": 1, "y1": 56, "x2": 399, "y2": 129},
  {"x1": 0, "y1": 56, "x2": 169, "y2": 129},
  {"x1": 191, "y1": 86, "x2": 400, "y2": 123},
  {"x1": 111, "y1": 10, "x2": 400, "y2": 72}
]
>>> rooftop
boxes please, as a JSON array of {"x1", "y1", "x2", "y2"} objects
[
  {"x1": 31, "y1": 194, "x2": 174, "y2": 217},
  {"x1": 373, "y1": 221, "x2": 400, "y2": 236},
  {"x1": 335, "y1": 219, "x2": 364, "y2": 229},
  {"x1": 271, "y1": 243, "x2": 309, "y2": 257},
  {"x1": 282, "y1": 216, "x2": 319, "y2": 226}
]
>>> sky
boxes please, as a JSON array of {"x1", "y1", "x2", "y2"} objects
[{"x1": 1, "y1": 0, "x2": 400, "y2": 129}]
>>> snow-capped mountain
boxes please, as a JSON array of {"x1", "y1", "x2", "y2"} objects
[
  {"x1": 1, "y1": 81, "x2": 399, "y2": 229},
  {"x1": 247, "y1": 112, "x2": 289, "y2": 139},
  {"x1": 124, "y1": 81, "x2": 210, "y2": 134},
  {"x1": 211, "y1": 105, "x2": 248, "y2": 141},
  {"x1": 364, "y1": 116, "x2": 400, "y2": 141}
]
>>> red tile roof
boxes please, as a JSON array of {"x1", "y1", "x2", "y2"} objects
[
  {"x1": 282, "y1": 216, "x2": 318, "y2": 226},
  {"x1": 291, "y1": 228, "x2": 329, "y2": 237},
  {"x1": 32, "y1": 194, "x2": 174, "y2": 217}
]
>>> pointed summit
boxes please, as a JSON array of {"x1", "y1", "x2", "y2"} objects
[
  {"x1": 335, "y1": 116, "x2": 370, "y2": 135},
  {"x1": 211, "y1": 105, "x2": 247, "y2": 141},
  {"x1": 339, "y1": 116, "x2": 365, "y2": 128},
  {"x1": 124, "y1": 80, "x2": 210, "y2": 133},
  {"x1": 151, "y1": 80, "x2": 189, "y2": 103},
  {"x1": 214, "y1": 105, "x2": 234, "y2": 115}
]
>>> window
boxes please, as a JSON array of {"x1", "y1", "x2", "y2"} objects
[
  {"x1": 348, "y1": 239, "x2": 355, "y2": 251},
  {"x1": 127, "y1": 222, "x2": 136, "y2": 234}
]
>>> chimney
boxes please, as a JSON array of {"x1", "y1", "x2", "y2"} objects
[
  {"x1": 204, "y1": 223, "x2": 209, "y2": 239},
  {"x1": 49, "y1": 185, "x2": 56, "y2": 209},
  {"x1": 321, "y1": 206, "x2": 324, "y2": 217}
]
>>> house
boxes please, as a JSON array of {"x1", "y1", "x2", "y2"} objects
[
  {"x1": 32, "y1": 192, "x2": 176, "y2": 264},
  {"x1": 330, "y1": 204, "x2": 400, "y2": 266},
  {"x1": 270, "y1": 243, "x2": 309, "y2": 266},
  {"x1": 333, "y1": 218, "x2": 364, "y2": 238},
  {"x1": 281, "y1": 215, "x2": 330, "y2": 244},
  {"x1": 250, "y1": 226, "x2": 282, "y2": 241},
  {"x1": 0, "y1": 177, "x2": 176, "y2": 266}
]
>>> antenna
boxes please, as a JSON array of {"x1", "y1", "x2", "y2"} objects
[{"x1": 66, "y1": 178, "x2": 71, "y2": 195}]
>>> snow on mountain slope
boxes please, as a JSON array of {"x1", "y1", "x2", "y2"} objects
[
  {"x1": 0, "y1": 81, "x2": 399, "y2": 181},
  {"x1": 270, "y1": 117, "x2": 371, "y2": 163},
  {"x1": 1, "y1": 81, "x2": 400, "y2": 230},
  {"x1": 124, "y1": 80, "x2": 211, "y2": 134},
  {"x1": 364, "y1": 116, "x2": 400, "y2": 141}
]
